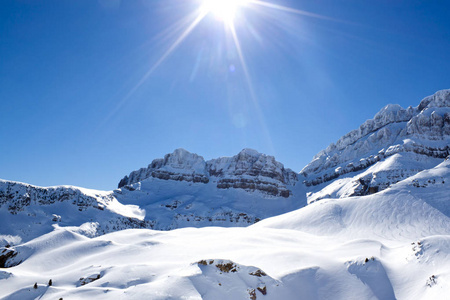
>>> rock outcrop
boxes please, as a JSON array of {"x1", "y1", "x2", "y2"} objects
[
  {"x1": 0, "y1": 181, "x2": 111, "y2": 214},
  {"x1": 118, "y1": 149, "x2": 209, "y2": 188},
  {"x1": 118, "y1": 148, "x2": 297, "y2": 198}
]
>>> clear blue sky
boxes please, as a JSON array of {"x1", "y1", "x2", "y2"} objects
[{"x1": 1, "y1": 0, "x2": 449, "y2": 190}]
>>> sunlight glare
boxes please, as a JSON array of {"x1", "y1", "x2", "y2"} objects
[{"x1": 202, "y1": 0, "x2": 248, "y2": 23}]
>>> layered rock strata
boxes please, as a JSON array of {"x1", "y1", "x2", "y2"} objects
[
  {"x1": 118, "y1": 148, "x2": 297, "y2": 198},
  {"x1": 302, "y1": 89, "x2": 450, "y2": 188}
]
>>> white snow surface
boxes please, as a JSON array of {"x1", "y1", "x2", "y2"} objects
[
  {"x1": 306, "y1": 152, "x2": 443, "y2": 203},
  {"x1": 1, "y1": 158, "x2": 449, "y2": 299}
]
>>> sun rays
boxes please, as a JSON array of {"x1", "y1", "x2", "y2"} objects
[
  {"x1": 134, "y1": 0, "x2": 338, "y2": 89},
  {"x1": 109, "y1": 0, "x2": 342, "y2": 152}
]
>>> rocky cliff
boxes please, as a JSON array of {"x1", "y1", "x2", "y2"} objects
[
  {"x1": 118, "y1": 148, "x2": 209, "y2": 188},
  {"x1": 118, "y1": 148, "x2": 298, "y2": 198},
  {"x1": 302, "y1": 89, "x2": 450, "y2": 202}
]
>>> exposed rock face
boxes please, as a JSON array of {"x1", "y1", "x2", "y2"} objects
[
  {"x1": 208, "y1": 149, "x2": 297, "y2": 197},
  {"x1": 302, "y1": 89, "x2": 450, "y2": 201},
  {"x1": 118, "y1": 149, "x2": 209, "y2": 188},
  {"x1": 207, "y1": 149, "x2": 296, "y2": 184},
  {"x1": 0, "y1": 247, "x2": 19, "y2": 268},
  {"x1": 216, "y1": 178, "x2": 291, "y2": 198},
  {"x1": 0, "y1": 181, "x2": 110, "y2": 214},
  {"x1": 118, "y1": 148, "x2": 297, "y2": 198}
]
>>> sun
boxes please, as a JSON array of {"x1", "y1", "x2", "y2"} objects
[
  {"x1": 201, "y1": 0, "x2": 248, "y2": 24},
  {"x1": 123, "y1": 0, "x2": 336, "y2": 103}
]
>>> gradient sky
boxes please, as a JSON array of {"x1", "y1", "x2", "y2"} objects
[{"x1": 1, "y1": 0, "x2": 449, "y2": 190}]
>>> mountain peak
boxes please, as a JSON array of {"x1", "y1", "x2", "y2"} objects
[
  {"x1": 171, "y1": 148, "x2": 192, "y2": 156},
  {"x1": 374, "y1": 103, "x2": 404, "y2": 118},
  {"x1": 238, "y1": 148, "x2": 260, "y2": 156},
  {"x1": 162, "y1": 148, "x2": 206, "y2": 172},
  {"x1": 301, "y1": 90, "x2": 450, "y2": 198},
  {"x1": 117, "y1": 149, "x2": 299, "y2": 197},
  {"x1": 418, "y1": 89, "x2": 450, "y2": 111}
]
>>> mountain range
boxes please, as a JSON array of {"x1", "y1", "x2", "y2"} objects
[{"x1": 0, "y1": 89, "x2": 449, "y2": 299}]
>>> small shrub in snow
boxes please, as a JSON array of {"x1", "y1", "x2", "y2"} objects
[
  {"x1": 248, "y1": 288, "x2": 257, "y2": 300},
  {"x1": 249, "y1": 269, "x2": 267, "y2": 277},
  {"x1": 80, "y1": 274, "x2": 101, "y2": 286},
  {"x1": 198, "y1": 260, "x2": 208, "y2": 266},
  {"x1": 364, "y1": 256, "x2": 375, "y2": 264},
  {"x1": 426, "y1": 275, "x2": 437, "y2": 287},
  {"x1": 197, "y1": 259, "x2": 214, "y2": 266},
  {"x1": 216, "y1": 262, "x2": 237, "y2": 273},
  {"x1": 257, "y1": 286, "x2": 267, "y2": 295}
]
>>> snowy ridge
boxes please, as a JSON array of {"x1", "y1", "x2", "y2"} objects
[
  {"x1": 0, "y1": 180, "x2": 150, "y2": 243},
  {"x1": 0, "y1": 180, "x2": 114, "y2": 214},
  {"x1": 259, "y1": 158, "x2": 450, "y2": 239},
  {"x1": 301, "y1": 89, "x2": 450, "y2": 199},
  {"x1": 306, "y1": 89, "x2": 449, "y2": 170}
]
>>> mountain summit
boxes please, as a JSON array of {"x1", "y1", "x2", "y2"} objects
[
  {"x1": 301, "y1": 89, "x2": 450, "y2": 202},
  {"x1": 118, "y1": 148, "x2": 298, "y2": 198}
]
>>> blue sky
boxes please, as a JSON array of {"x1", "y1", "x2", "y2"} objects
[{"x1": 1, "y1": 0, "x2": 449, "y2": 190}]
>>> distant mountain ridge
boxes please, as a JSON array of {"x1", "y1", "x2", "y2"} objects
[
  {"x1": 0, "y1": 89, "x2": 449, "y2": 243},
  {"x1": 1, "y1": 90, "x2": 450, "y2": 300},
  {"x1": 0, "y1": 149, "x2": 305, "y2": 243},
  {"x1": 118, "y1": 148, "x2": 298, "y2": 198}
]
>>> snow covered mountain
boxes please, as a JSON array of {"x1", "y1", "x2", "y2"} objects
[
  {"x1": 1, "y1": 89, "x2": 449, "y2": 299},
  {"x1": 0, "y1": 148, "x2": 305, "y2": 244},
  {"x1": 0, "y1": 180, "x2": 150, "y2": 244},
  {"x1": 118, "y1": 148, "x2": 298, "y2": 198},
  {"x1": 302, "y1": 89, "x2": 450, "y2": 203},
  {"x1": 109, "y1": 148, "x2": 305, "y2": 231},
  {"x1": 107, "y1": 149, "x2": 306, "y2": 230}
]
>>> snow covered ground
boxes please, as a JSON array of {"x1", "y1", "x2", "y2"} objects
[{"x1": 1, "y1": 159, "x2": 449, "y2": 300}]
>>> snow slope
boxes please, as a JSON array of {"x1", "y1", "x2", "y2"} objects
[
  {"x1": 114, "y1": 173, "x2": 306, "y2": 231},
  {"x1": 0, "y1": 180, "x2": 148, "y2": 245},
  {"x1": 1, "y1": 158, "x2": 449, "y2": 299}
]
